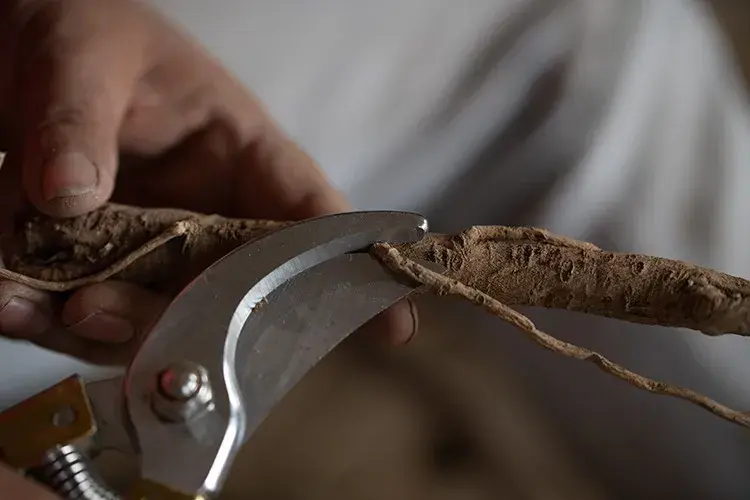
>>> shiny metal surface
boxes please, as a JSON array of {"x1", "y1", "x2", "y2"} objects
[
  {"x1": 85, "y1": 377, "x2": 130, "y2": 457},
  {"x1": 124, "y1": 211, "x2": 428, "y2": 496},
  {"x1": 83, "y1": 377, "x2": 139, "y2": 494},
  {"x1": 28, "y1": 444, "x2": 121, "y2": 500},
  {"x1": 236, "y1": 253, "x2": 422, "y2": 440},
  {"x1": 158, "y1": 363, "x2": 202, "y2": 401},
  {"x1": 151, "y1": 362, "x2": 215, "y2": 423}
]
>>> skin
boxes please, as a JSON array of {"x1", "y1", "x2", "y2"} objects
[
  {"x1": 0, "y1": 462, "x2": 59, "y2": 499},
  {"x1": 0, "y1": 0, "x2": 417, "y2": 495}
]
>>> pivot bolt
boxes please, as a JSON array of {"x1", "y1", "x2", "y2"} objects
[
  {"x1": 158, "y1": 364, "x2": 201, "y2": 401},
  {"x1": 151, "y1": 361, "x2": 214, "y2": 423}
]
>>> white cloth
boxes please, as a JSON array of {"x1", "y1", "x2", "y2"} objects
[{"x1": 2, "y1": 0, "x2": 750, "y2": 495}]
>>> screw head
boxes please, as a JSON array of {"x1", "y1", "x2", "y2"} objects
[
  {"x1": 52, "y1": 405, "x2": 76, "y2": 427},
  {"x1": 158, "y1": 364, "x2": 201, "y2": 401},
  {"x1": 151, "y1": 361, "x2": 213, "y2": 423}
]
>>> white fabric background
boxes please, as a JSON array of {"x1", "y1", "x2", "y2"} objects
[{"x1": 2, "y1": 0, "x2": 749, "y2": 496}]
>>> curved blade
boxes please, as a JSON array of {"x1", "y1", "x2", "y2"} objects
[
  {"x1": 237, "y1": 253, "x2": 423, "y2": 438},
  {"x1": 124, "y1": 211, "x2": 427, "y2": 496}
]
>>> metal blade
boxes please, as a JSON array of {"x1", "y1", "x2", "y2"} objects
[
  {"x1": 236, "y1": 253, "x2": 425, "y2": 440},
  {"x1": 83, "y1": 376, "x2": 140, "y2": 494},
  {"x1": 123, "y1": 211, "x2": 428, "y2": 496}
]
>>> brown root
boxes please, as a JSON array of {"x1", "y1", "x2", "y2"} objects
[
  {"x1": 373, "y1": 242, "x2": 750, "y2": 429},
  {"x1": 0, "y1": 204, "x2": 287, "y2": 294},
  {"x1": 2, "y1": 203, "x2": 750, "y2": 428},
  {"x1": 390, "y1": 226, "x2": 750, "y2": 337}
]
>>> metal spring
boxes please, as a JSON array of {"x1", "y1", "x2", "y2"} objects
[{"x1": 28, "y1": 444, "x2": 121, "y2": 500}]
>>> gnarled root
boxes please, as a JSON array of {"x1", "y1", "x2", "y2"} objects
[
  {"x1": 1, "y1": 203, "x2": 749, "y2": 428},
  {"x1": 389, "y1": 226, "x2": 750, "y2": 337},
  {"x1": 373, "y1": 242, "x2": 750, "y2": 429},
  {"x1": 0, "y1": 204, "x2": 287, "y2": 294}
]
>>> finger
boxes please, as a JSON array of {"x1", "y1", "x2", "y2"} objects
[
  {"x1": 62, "y1": 281, "x2": 169, "y2": 345},
  {"x1": 0, "y1": 151, "x2": 57, "y2": 338},
  {"x1": 231, "y1": 123, "x2": 349, "y2": 220},
  {"x1": 0, "y1": 462, "x2": 59, "y2": 500},
  {"x1": 0, "y1": 280, "x2": 54, "y2": 339},
  {"x1": 0, "y1": 153, "x2": 57, "y2": 340},
  {"x1": 15, "y1": 2, "x2": 149, "y2": 217},
  {"x1": 0, "y1": 149, "x2": 29, "y2": 232},
  {"x1": 113, "y1": 119, "x2": 241, "y2": 214},
  {"x1": 22, "y1": 281, "x2": 169, "y2": 366},
  {"x1": 113, "y1": 116, "x2": 349, "y2": 221},
  {"x1": 359, "y1": 297, "x2": 419, "y2": 347}
]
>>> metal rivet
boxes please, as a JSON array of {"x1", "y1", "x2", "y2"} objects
[
  {"x1": 158, "y1": 364, "x2": 201, "y2": 401},
  {"x1": 151, "y1": 361, "x2": 214, "y2": 423},
  {"x1": 52, "y1": 406, "x2": 76, "y2": 427}
]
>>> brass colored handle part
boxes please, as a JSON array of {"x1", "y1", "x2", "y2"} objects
[
  {"x1": 0, "y1": 375, "x2": 96, "y2": 468},
  {"x1": 129, "y1": 478, "x2": 205, "y2": 500}
]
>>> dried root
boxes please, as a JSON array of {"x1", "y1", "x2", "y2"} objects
[
  {"x1": 388, "y1": 226, "x2": 750, "y2": 337},
  {"x1": 2, "y1": 203, "x2": 750, "y2": 428},
  {"x1": 373, "y1": 243, "x2": 750, "y2": 429},
  {"x1": 0, "y1": 204, "x2": 288, "y2": 294}
]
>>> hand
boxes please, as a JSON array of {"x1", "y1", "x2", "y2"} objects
[
  {"x1": 0, "y1": 462, "x2": 60, "y2": 499},
  {"x1": 0, "y1": 0, "x2": 418, "y2": 364}
]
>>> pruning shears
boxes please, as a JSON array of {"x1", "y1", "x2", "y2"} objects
[{"x1": 0, "y1": 211, "x2": 433, "y2": 499}]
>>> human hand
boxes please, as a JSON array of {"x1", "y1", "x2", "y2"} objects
[
  {"x1": 0, "y1": 461, "x2": 60, "y2": 499},
  {"x1": 0, "y1": 0, "x2": 418, "y2": 364}
]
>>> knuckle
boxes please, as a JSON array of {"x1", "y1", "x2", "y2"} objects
[
  {"x1": 0, "y1": 279, "x2": 48, "y2": 305},
  {"x1": 0, "y1": 280, "x2": 52, "y2": 311},
  {"x1": 39, "y1": 105, "x2": 90, "y2": 130},
  {"x1": 34, "y1": 103, "x2": 110, "y2": 149},
  {"x1": 0, "y1": 279, "x2": 33, "y2": 299},
  {"x1": 31, "y1": 106, "x2": 90, "y2": 153}
]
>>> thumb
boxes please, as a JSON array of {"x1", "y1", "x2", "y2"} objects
[{"x1": 16, "y1": 4, "x2": 147, "y2": 217}]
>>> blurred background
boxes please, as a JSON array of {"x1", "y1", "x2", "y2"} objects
[{"x1": 199, "y1": 1, "x2": 750, "y2": 499}]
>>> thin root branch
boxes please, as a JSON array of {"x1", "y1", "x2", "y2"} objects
[{"x1": 372, "y1": 242, "x2": 750, "y2": 429}]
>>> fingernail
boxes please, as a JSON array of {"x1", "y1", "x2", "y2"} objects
[
  {"x1": 68, "y1": 312, "x2": 134, "y2": 344},
  {"x1": 0, "y1": 297, "x2": 51, "y2": 338},
  {"x1": 42, "y1": 152, "x2": 99, "y2": 200},
  {"x1": 404, "y1": 298, "x2": 419, "y2": 345}
]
